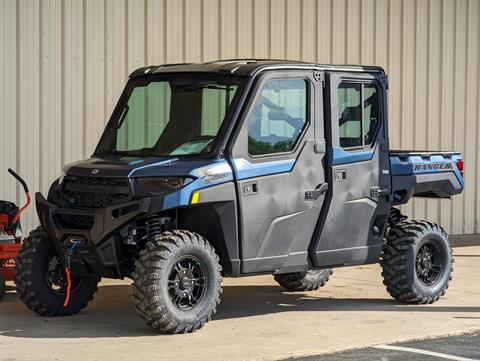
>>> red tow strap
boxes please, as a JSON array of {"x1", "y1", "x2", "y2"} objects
[
  {"x1": 63, "y1": 240, "x2": 81, "y2": 308},
  {"x1": 63, "y1": 267, "x2": 72, "y2": 307}
]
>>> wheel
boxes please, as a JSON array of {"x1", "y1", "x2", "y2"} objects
[
  {"x1": 132, "y1": 230, "x2": 223, "y2": 334},
  {"x1": 14, "y1": 227, "x2": 100, "y2": 316},
  {"x1": 381, "y1": 220, "x2": 453, "y2": 304},
  {"x1": 0, "y1": 272, "x2": 5, "y2": 301},
  {"x1": 274, "y1": 269, "x2": 333, "y2": 291}
]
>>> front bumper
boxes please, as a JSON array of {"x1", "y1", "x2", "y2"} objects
[{"x1": 36, "y1": 192, "x2": 150, "y2": 248}]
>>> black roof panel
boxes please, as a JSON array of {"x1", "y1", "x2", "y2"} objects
[{"x1": 129, "y1": 59, "x2": 385, "y2": 78}]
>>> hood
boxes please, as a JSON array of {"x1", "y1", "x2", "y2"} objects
[{"x1": 64, "y1": 156, "x2": 221, "y2": 178}]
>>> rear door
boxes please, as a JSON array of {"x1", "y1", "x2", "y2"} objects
[
  {"x1": 229, "y1": 70, "x2": 327, "y2": 274},
  {"x1": 309, "y1": 72, "x2": 391, "y2": 267}
]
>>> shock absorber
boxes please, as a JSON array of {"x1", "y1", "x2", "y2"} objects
[{"x1": 145, "y1": 214, "x2": 173, "y2": 240}]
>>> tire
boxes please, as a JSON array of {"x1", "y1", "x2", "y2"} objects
[
  {"x1": 381, "y1": 220, "x2": 453, "y2": 304},
  {"x1": 14, "y1": 227, "x2": 100, "y2": 316},
  {"x1": 0, "y1": 272, "x2": 5, "y2": 301},
  {"x1": 274, "y1": 269, "x2": 333, "y2": 291},
  {"x1": 132, "y1": 230, "x2": 223, "y2": 334}
]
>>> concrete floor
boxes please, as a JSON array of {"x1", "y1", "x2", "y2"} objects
[
  {"x1": 287, "y1": 332, "x2": 480, "y2": 360},
  {"x1": 0, "y1": 246, "x2": 479, "y2": 361}
]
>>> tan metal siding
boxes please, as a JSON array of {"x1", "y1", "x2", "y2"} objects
[{"x1": 1, "y1": 0, "x2": 479, "y2": 236}]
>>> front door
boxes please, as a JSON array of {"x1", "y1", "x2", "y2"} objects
[
  {"x1": 229, "y1": 71, "x2": 327, "y2": 274},
  {"x1": 309, "y1": 71, "x2": 391, "y2": 267}
]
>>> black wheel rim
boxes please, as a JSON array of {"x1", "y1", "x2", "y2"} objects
[
  {"x1": 415, "y1": 240, "x2": 443, "y2": 286},
  {"x1": 168, "y1": 256, "x2": 206, "y2": 310},
  {"x1": 45, "y1": 256, "x2": 82, "y2": 296}
]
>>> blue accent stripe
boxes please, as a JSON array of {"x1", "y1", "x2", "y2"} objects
[
  {"x1": 330, "y1": 147, "x2": 374, "y2": 165},
  {"x1": 232, "y1": 158, "x2": 295, "y2": 180}
]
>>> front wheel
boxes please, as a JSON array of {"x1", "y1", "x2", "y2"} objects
[
  {"x1": 132, "y1": 230, "x2": 223, "y2": 333},
  {"x1": 14, "y1": 227, "x2": 100, "y2": 316},
  {"x1": 381, "y1": 220, "x2": 453, "y2": 304}
]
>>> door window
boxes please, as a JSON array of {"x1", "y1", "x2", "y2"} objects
[
  {"x1": 338, "y1": 82, "x2": 379, "y2": 149},
  {"x1": 248, "y1": 79, "x2": 307, "y2": 156}
]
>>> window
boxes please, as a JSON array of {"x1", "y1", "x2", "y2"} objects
[
  {"x1": 117, "y1": 81, "x2": 171, "y2": 151},
  {"x1": 248, "y1": 79, "x2": 307, "y2": 156},
  {"x1": 95, "y1": 76, "x2": 242, "y2": 157},
  {"x1": 338, "y1": 82, "x2": 379, "y2": 149}
]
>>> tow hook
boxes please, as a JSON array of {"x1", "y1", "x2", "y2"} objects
[{"x1": 63, "y1": 239, "x2": 81, "y2": 307}]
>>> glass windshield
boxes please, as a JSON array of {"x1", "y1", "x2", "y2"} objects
[{"x1": 95, "y1": 75, "x2": 244, "y2": 157}]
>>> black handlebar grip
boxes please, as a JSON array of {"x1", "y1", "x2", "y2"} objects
[{"x1": 8, "y1": 168, "x2": 29, "y2": 193}]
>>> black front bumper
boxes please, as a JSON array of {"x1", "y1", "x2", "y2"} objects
[{"x1": 36, "y1": 192, "x2": 150, "y2": 249}]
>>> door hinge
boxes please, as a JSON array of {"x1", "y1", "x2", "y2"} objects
[{"x1": 313, "y1": 71, "x2": 325, "y2": 84}]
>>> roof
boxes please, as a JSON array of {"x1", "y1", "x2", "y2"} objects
[{"x1": 129, "y1": 59, "x2": 385, "y2": 78}]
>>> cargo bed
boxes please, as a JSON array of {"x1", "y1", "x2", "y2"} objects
[{"x1": 389, "y1": 150, "x2": 464, "y2": 205}]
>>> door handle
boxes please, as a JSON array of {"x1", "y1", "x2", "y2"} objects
[
  {"x1": 242, "y1": 181, "x2": 258, "y2": 196},
  {"x1": 334, "y1": 169, "x2": 347, "y2": 182},
  {"x1": 370, "y1": 186, "x2": 390, "y2": 197},
  {"x1": 305, "y1": 183, "x2": 328, "y2": 200}
]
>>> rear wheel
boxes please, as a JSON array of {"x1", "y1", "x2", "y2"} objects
[
  {"x1": 0, "y1": 272, "x2": 5, "y2": 301},
  {"x1": 274, "y1": 269, "x2": 333, "y2": 291},
  {"x1": 132, "y1": 230, "x2": 222, "y2": 333},
  {"x1": 381, "y1": 220, "x2": 453, "y2": 304},
  {"x1": 14, "y1": 227, "x2": 100, "y2": 316}
]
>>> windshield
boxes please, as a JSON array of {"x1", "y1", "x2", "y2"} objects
[{"x1": 95, "y1": 75, "x2": 244, "y2": 158}]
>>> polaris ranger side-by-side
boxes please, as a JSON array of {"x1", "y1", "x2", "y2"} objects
[{"x1": 15, "y1": 60, "x2": 464, "y2": 333}]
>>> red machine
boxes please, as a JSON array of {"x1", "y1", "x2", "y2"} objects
[{"x1": 0, "y1": 168, "x2": 30, "y2": 301}]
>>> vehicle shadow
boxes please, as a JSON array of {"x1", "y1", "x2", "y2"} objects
[{"x1": 0, "y1": 284, "x2": 478, "y2": 339}]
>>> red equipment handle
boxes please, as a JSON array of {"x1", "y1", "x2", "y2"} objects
[
  {"x1": 7, "y1": 168, "x2": 31, "y2": 225},
  {"x1": 11, "y1": 192, "x2": 30, "y2": 225}
]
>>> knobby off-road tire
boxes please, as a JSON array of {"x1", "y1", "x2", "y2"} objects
[
  {"x1": 274, "y1": 269, "x2": 333, "y2": 291},
  {"x1": 14, "y1": 227, "x2": 100, "y2": 316},
  {"x1": 381, "y1": 220, "x2": 453, "y2": 304},
  {"x1": 0, "y1": 272, "x2": 5, "y2": 301},
  {"x1": 132, "y1": 230, "x2": 223, "y2": 334}
]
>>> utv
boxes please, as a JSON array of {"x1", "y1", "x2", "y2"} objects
[{"x1": 15, "y1": 60, "x2": 464, "y2": 333}]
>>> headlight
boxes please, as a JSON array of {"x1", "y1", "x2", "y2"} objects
[{"x1": 135, "y1": 177, "x2": 193, "y2": 194}]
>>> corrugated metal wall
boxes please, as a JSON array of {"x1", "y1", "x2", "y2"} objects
[{"x1": 1, "y1": 0, "x2": 479, "y2": 236}]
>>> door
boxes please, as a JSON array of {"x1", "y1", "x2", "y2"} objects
[
  {"x1": 229, "y1": 71, "x2": 327, "y2": 274},
  {"x1": 309, "y1": 72, "x2": 391, "y2": 267}
]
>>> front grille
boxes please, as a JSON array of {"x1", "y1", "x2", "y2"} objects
[
  {"x1": 57, "y1": 214, "x2": 94, "y2": 230},
  {"x1": 61, "y1": 176, "x2": 131, "y2": 209}
]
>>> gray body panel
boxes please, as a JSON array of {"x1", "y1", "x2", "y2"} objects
[
  {"x1": 312, "y1": 150, "x2": 389, "y2": 267},
  {"x1": 239, "y1": 142, "x2": 325, "y2": 273}
]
